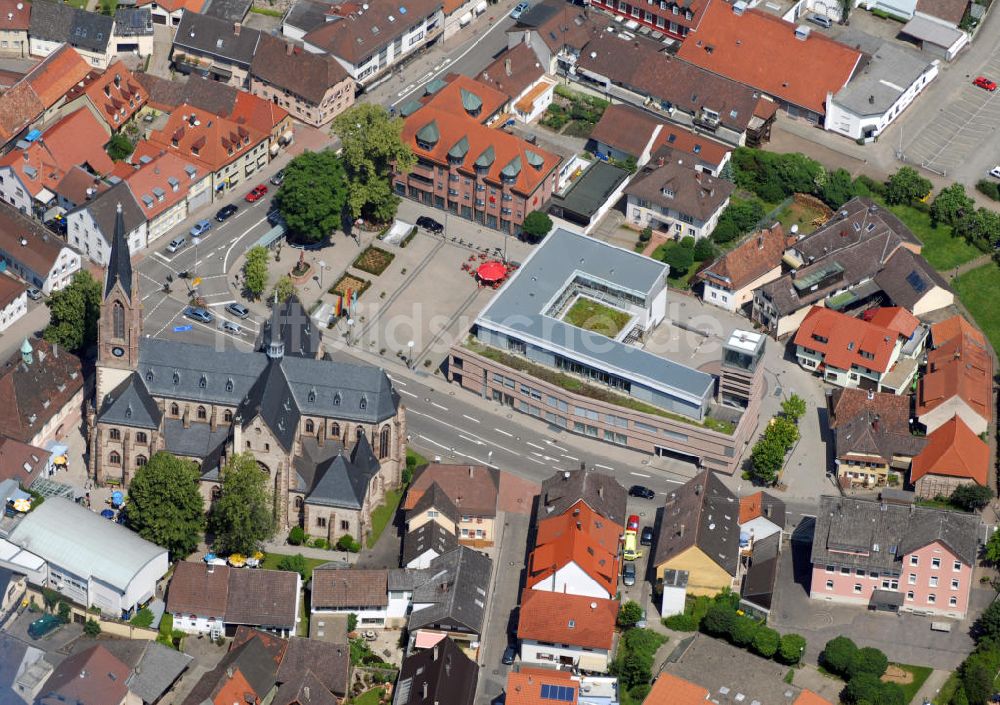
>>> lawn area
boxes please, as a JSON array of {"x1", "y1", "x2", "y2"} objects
[
  {"x1": 297, "y1": 588, "x2": 309, "y2": 637},
  {"x1": 351, "y1": 687, "x2": 385, "y2": 705},
  {"x1": 953, "y1": 264, "x2": 1000, "y2": 353},
  {"x1": 366, "y1": 488, "x2": 403, "y2": 548},
  {"x1": 933, "y1": 672, "x2": 959, "y2": 705},
  {"x1": 260, "y1": 552, "x2": 330, "y2": 580},
  {"x1": 884, "y1": 663, "x2": 933, "y2": 704},
  {"x1": 563, "y1": 297, "x2": 632, "y2": 337},
  {"x1": 883, "y1": 202, "x2": 981, "y2": 271},
  {"x1": 64, "y1": 0, "x2": 88, "y2": 7},
  {"x1": 776, "y1": 200, "x2": 829, "y2": 236}
]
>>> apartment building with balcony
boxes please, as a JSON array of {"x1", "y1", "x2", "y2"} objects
[
  {"x1": 589, "y1": 0, "x2": 711, "y2": 41},
  {"x1": 172, "y1": 11, "x2": 260, "y2": 87},
  {"x1": 624, "y1": 156, "x2": 733, "y2": 240}
]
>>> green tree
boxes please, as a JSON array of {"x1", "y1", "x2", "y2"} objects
[
  {"x1": 272, "y1": 275, "x2": 297, "y2": 304},
  {"x1": 693, "y1": 237, "x2": 716, "y2": 261},
  {"x1": 752, "y1": 627, "x2": 780, "y2": 658},
  {"x1": 712, "y1": 199, "x2": 766, "y2": 243},
  {"x1": 106, "y1": 133, "x2": 134, "y2": 161},
  {"x1": 884, "y1": 167, "x2": 931, "y2": 205},
  {"x1": 953, "y1": 686, "x2": 970, "y2": 705},
  {"x1": 846, "y1": 646, "x2": 889, "y2": 679},
  {"x1": 332, "y1": 104, "x2": 415, "y2": 222},
  {"x1": 777, "y1": 633, "x2": 806, "y2": 664},
  {"x1": 951, "y1": 484, "x2": 992, "y2": 511},
  {"x1": 820, "y1": 636, "x2": 858, "y2": 676},
  {"x1": 277, "y1": 553, "x2": 309, "y2": 581},
  {"x1": 521, "y1": 210, "x2": 554, "y2": 242},
  {"x1": 662, "y1": 242, "x2": 695, "y2": 276},
  {"x1": 347, "y1": 613, "x2": 358, "y2": 634},
  {"x1": 821, "y1": 168, "x2": 855, "y2": 208},
  {"x1": 127, "y1": 452, "x2": 205, "y2": 559},
  {"x1": 44, "y1": 270, "x2": 102, "y2": 352},
  {"x1": 843, "y1": 673, "x2": 884, "y2": 705},
  {"x1": 959, "y1": 208, "x2": 1000, "y2": 251},
  {"x1": 616, "y1": 651, "x2": 650, "y2": 690},
  {"x1": 701, "y1": 604, "x2": 737, "y2": 637},
  {"x1": 768, "y1": 417, "x2": 801, "y2": 448},
  {"x1": 274, "y1": 150, "x2": 349, "y2": 242},
  {"x1": 57, "y1": 601, "x2": 71, "y2": 624},
  {"x1": 618, "y1": 600, "x2": 644, "y2": 628},
  {"x1": 84, "y1": 618, "x2": 102, "y2": 636},
  {"x1": 984, "y1": 530, "x2": 1000, "y2": 565},
  {"x1": 750, "y1": 435, "x2": 786, "y2": 485},
  {"x1": 781, "y1": 394, "x2": 807, "y2": 424},
  {"x1": 729, "y1": 616, "x2": 760, "y2": 647},
  {"x1": 243, "y1": 246, "x2": 269, "y2": 299},
  {"x1": 130, "y1": 607, "x2": 155, "y2": 628},
  {"x1": 287, "y1": 526, "x2": 306, "y2": 545},
  {"x1": 975, "y1": 600, "x2": 1000, "y2": 639},
  {"x1": 337, "y1": 534, "x2": 361, "y2": 552},
  {"x1": 208, "y1": 452, "x2": 275, "y2": 556},
  {"x1": 961, "y1": 659, "x2": 993, "y2": 705},
  {"x1": 931, "y1": 183, "x2": 975, "y2": 227}
]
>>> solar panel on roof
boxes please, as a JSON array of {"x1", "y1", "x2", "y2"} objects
[
  {"x1": 540, "y1": 685, "x2": 575, "y2": 701},
  {"x1": 906, "y1": 270, "x2": 926, "y2": 293}
]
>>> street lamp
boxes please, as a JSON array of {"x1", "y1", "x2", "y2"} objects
[
  {"x1": 318, "y1": 260, "x2": 327, "y2": 291},
  {"x1": 346, "y1": 317, "x2": 354, "y2": 345},
  {"x1": 192, "y1": 236, "x2": 201, "y2": 277},
  {"x1": 407, "y1": 340, "x2": 415, "y2": 368}
]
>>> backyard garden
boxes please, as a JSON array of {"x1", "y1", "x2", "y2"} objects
[
  {"x1": 540, "y1": 85, "x2": 609, "y2": 138},
  {"x1": 563, "y1": 297, "x2": 633, "y2": 338}
]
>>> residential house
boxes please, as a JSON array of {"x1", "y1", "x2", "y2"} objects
[
  {"x1": 573, "y1": 28, "x2": 777, "y2": 147},
  {"x1": 396, "y1": 75, "x2": 561, "y2": 234},
  {"x1": 402, "y1": 521, "x2": 459, "y2": 569},
  {"x1": 394, "y1": 638, "x2": 478, "y2": 705},
  {"x1": 66, "y1": 182, "x2": 148, "y2": 265},
  {"x1": 506, "y1": 0, "x2": 608, "y2": 75},
  {"x1": 37, "y1": 646, "x2": 134, "y2": 705},
  {"x1": 738, "y1": 491, "x2": 785, "y2": 544},
  {"x1": 166, "y1": 561, "x2": 300, "y2": 637},
  {"x1": 310, "y1": 568, "x2": 409, "y2": 628},
  {"x1": 910, "y1": 416, "x2": 989, "y2": 498},
  {"x1": 124, "y1": 151, "x2": 211, "y2": 241},
  {"x1": 917, "y1": 315, "x2": 992, "y2": 435},
  {"x1": 653, "y1": 470, "x2": 739, "y2": 596},
  {"x1": 0, "y1": 273, "x2": 26, "y2": 333},
  {"x1": 741, "y1": 531, "x2": 780, "y2": 613},
  {"x1": 178, "y1": 634, "x2": 280, "y2": 705},
  {"x1": 136, "y1": 103, "x2": 269, "y2": 197},
  {"x1": 810, "y1": 494, "x2": 979, "y2": 618},
  {"x1": 113, "y1": 6, "x2": 155, "y2": 56},
  {"x1": 172, "y1": 11, "x2": 260, "y2": 87},
  {"x1": 873, "y1": 246, "x2": 953, "y2": 316},
  {"x1": 625, "y1": 157, "x2": 733, "y2": 240},
  {"x1": 0, "y1": 107, "x2": 114, "y2": 217},
  {"x1": 287, "y1": 0, "x2": 444, "y2": 85},
  {"x1": 793, "y1": 307, "x2": 914, "y2": 393},
  {"x1": 29, "y1": 0, "x2": 115, "y2": 68},
  {"x1": 76, "y1": 638, "x2": 193, "y2": 705},
  {"x1": 547, "y1": 159, "x2": 631, "y2": 234},
  {"x1": 250, "y1": 33, "x2": 354, "y2": 128},
  {"x1": 535, "y1": 469, "x2": 628, "y2": 527},
  {"x1": 0, "y1": 337, "x2": 83, "y2": 448},
  {"x1": 828, "y1": 387, "x2": 925, "y2": 489},
  {"x1": 403, "y1": 463, "x2": 500, "y2": 545},
  {"x1": 507, "y1": 668, "x2": 620, "y2": 705},
  {"x1": 698, "y1": 224, "x2": 786, "y2": 312},
  {"x1": 0, "y1": 436, "x2": 49, "y2": 486},
  {"x1": 675, "y1": 3, "x2": 862, "y2": 124},
  {"x1": 0, "y1": 205, "x2": 80, "y2": 292},
  {"x1": 752, "y1": 198, "x2": 925, "y2": 338},
  {"x1": 589, "y1": 0, "x2": 710, "y2": 41},
  {"x1": 53, "y1": 165, "x2": 109, "y2": 212},
  {"x1": 527, "y1": 501, "x2": 622, "y2": 599},
  {"x1": 406, "y1": 546, "x2": 492, "y2": 644},
  {"x1": 477, "y1": 42, "x2": 553, "y2": 124},
  {"x1": 229, "y1": 90, "x2": 292, "y2": 153},
  {"x1": 0, "y1": 566, "x2": 26, "y2": 614},
  {"x1": 56, "y1": 60, "x2": 149, "y2": 133},
  {"x1": 0, "y1": 497, "x2": 168, "y2": 617},
  {"x1": 517, "y1": 590, "x2": 618, "y2": 672},
  {"x1": 0, "y1": 634, "x2": 52, "y2": 704},
  {"x1": 0, "y1": 0, "x2": 30, "y2": 57},
  {"x1": 900, "y1": 0, "x2": 970, "y2": 61},
  {"x1": 136, "y1": 0, "x2": 207, "y2": 27},
  {"x1": 271, "y1": 634, "x2": 350, "y2": 700},
  {"x1": 644, "y1": 673, "x2": 710, "y2": 705}
]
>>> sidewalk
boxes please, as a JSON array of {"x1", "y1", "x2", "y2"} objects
[
  {"x1": 913, "y1": 668, "x2": 952, "y2": 705},
  {"x1": 260, "y1": 538, "x2": 357, "y2": 564}
]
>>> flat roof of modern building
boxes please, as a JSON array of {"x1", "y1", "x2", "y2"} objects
[
  {"x1": 726, "y1": 330, "x2": 765, "y2": 355},
  {"x1": 475, "y1": 228, "x2": 714, "y2": 404},
  {"x1": 550, "y1": 161, "x2": 630, "y2": 220},
  {"x1": 833, "y1": 40, "x2": 934, "y2": 116}
]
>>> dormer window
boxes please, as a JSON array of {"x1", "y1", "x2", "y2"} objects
[
  {"x1": 172, "y1": 372, "x2": 179, "y2": 384},
  {"x1": 225, "y1": 378, "x2": 234, "y2": 392},
  {"x1": 199, "y1": 375, "x2": 207, "y2": 388},
  {"x1": 359, "y1": 396, "x2": 367, "y2": 410},
  {"x1": 146, "y1": 370, "x2": 153, "y2": 381},
  {"x1": 333, "y1": 393, "x2": 341, "y2": 406},
  {"x1": 308, "y1": 388, "x2": 316, "y2": 403},
  {"x1": 662, "y1": 187, "x2": 675, "y2": 198}
]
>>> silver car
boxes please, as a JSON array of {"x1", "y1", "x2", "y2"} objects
[{"x1": 220, "y1": 320, "x2": 242, "y2": 335}]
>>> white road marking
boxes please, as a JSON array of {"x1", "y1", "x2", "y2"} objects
[
  {"x1": 398, "y1": 389, "x2": 419, "y2": 398},
  {"x1": 416, "y1": 434, "x2": 450, "y2": 450},
  {"x1": 430, "y1": 402, "x2": 449, "y2": 411},
  {"x1": 222, "y1": 216, "x2": 267, "y2": 272},
  {"x1": 153, "y1": 251, "x2": 174, "y2": 264},
  {"x1": 526, "y1": 457, "x2": 545, "y2": 465},
  {"x1": 458, "y1": 434, "x2": 482, "y2": 445},
  {"x1": 462, "y1": 414, "x2": 480, "y2": 423},
  {"x1": 495, "y1": 428, "x2": 513, "y2": 437},
  {"x1": 595, "y1": 463, "x2": 614, "y2": 471},
  {"x1": 630, "y1": 472, "x2": 651, "y2": 478},
  {"x1": 407, "y1": 409, "x2": 520, "y2": 455},
  {"x1": 560, "y1": 453, "x2": 579, "y2": 461},
  {"x1": 526, "y1": 441, "x2": 544, "y2": 451}
]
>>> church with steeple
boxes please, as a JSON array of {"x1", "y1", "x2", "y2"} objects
[{"x1": 89, "y1": 204, "x2": 406, "y2": 544}]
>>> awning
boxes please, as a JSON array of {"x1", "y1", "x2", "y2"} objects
[
  {"x1": 870, "y1": 589, "x2": 904, "y2": 610},
  {"x1": 414, "y1": 630, "x2": 447, "y2": 649},
  {"x1": 578, "y1": 653, "x2": 609, "y2": 672},
  {"x1": 477, "y1": 260, "x2": 507, "y2": 282},
  {"x1": 255, "y1": 223, "x2": 286, "y2": 248}
]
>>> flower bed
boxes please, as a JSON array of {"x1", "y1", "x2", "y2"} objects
[
  {"x1": 353, "y1": 246, "x2": 395, "y2": 276},
  {"x1": 330, "y1": 273, "x2": 371, "y2": 298}
]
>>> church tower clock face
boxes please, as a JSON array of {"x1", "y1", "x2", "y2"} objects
[{"x1": 112, "y1": 346, "x2": 125, "y2": 357}]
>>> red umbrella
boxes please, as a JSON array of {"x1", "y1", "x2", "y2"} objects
[{"x1": 477, "y1": 260, "x2": 507, "y2": 283}]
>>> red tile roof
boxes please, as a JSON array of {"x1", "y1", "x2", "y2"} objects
[
  {"x1": 0, "y1": 337, "x2": 84, "y2": 444},
  {"x1": 738, "y1": 491, "x2": 764, "y2": 524},
  {"x1": 649, "y1": 123, "x2": 730, "y2": 170},
  {"x1": 125, "y1": 151, "x2": 203, "y2": 221},
  {"x1": 78, "y1": 60, "x2": 149, "y2": 131},
  {"x1": 42, "y1": 646, "x2": 130, "y2": 705},
  {"x1": 911, "y1": 416, "x2": 989, "y2": 486},
  {"x1": 230, "y1": 90, "x2": 290, "y2": 137},
  {"x1": 423, "y1": 73, "x2": 510, "y2": 123},
  {"x1": 588, "y1": 103, "x2": 662, "y2": 160},
  {"x1": 676, "y1": 4, "x2": 861, "y2": 114},
  {"x1": 135, "y1": 0, "x2": 206, "y2": 12},
  {"x1": 0, "y1": 435, "x2": 47, "y2": 486},
  {"x1": 643, "y1": 673, "x2": 710, "y2": 705},
  {"x1": 517, "y1": 590, "x2": 617, "y2": 650},
  {"x1": 478, "y1": 43, "x2": 545, "y2": 100},
  {"x1": 145, "y1": 103, "x2": 268, "y2": 173},
  {"x1": 403, "y1": 463, "x2": 500, "y2": 517},
  {"x1": 794, "y1": 691, "x2": 836, "y2": 705},
  {"x1": 864, "y1": 306, "x2": 919, "y2": 339},
  {"x1": 506, "y1": 668, "x2": 578, "y2": 705},
  {"x1": 210, "y1": 667, "x2": 257, "y2": 705},
  {"x1": 794, "y1": 306, "x2": 899, "y2": 374},
  {"x1": 25, "y1": 44, "x2": 92, "y2": 107},
  {"x1": 931, "y1": 315, "x2": 985, "y2": 348},
  {"x1": 0, "y1": 0, "x2": 31, "y2": 30},
  {"x1": 698, "y1": 223, "x2": 785, "y2": 291},
  {"x1": 918, "y1": 316, "x2": 992, "y2": 424},
  {"x1": 527, "y1": 501, "x2": 621, "y2": 595},
  {"x1": 0, "y1": 271, "x2": 26, "y2": 310}
]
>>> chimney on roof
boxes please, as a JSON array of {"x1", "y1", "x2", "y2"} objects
[
  {"x1": 303, "y1": 686, "x2": 310, "y2": 701},
  {"x1": 868, "y1": 95, "x2": 875, "y2": 104},
  {"x1": 286, "y1": 41, "x2": 294, "y2": 55},
  {"x1": 598, "y1": 485, "x2": 604, "y2": 499},
  {"x1": 445, "y1": 656, "x2": 452, "y2": 677},
  {"x1": 695, "y1": 483, "x2": 703, "y2": 496},
  {"x1": 505, "y1": 57, "x2": 512, "y2": 77},
  {"x1": 764, "y1": 503, "x2": 772, "y2": 519},
  {"x1": 679, "y1": 523, "x2": 685, "y2": 537},
  {"x1": 234, "y1": 21, "x2": 241, "y2": 35},
  {"x1": 867, "y1": 389, "x2": 874, "y2": 400},
  {"x1": 422, "y1": 682, "x2": 428, "y2": 699},
  {"x1": 226, "y1": 667, "x2": 234, "y2": 679},
  {"x1": 872, "y1": 414, "x2": 880, "y2": 433},
  {"x1": 469, "y1": 465, "x2": 474, "y2": 477},
  {"x1": 433, "y1": 645, "x2": 438, "y2": 660},
  {"x1": 657, "y1": 155, "x2": 664, "y2": 167}
]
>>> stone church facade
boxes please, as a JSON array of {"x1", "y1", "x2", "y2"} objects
[{"x1": 89, "y1": 204, "x2": 406, "y2": 544}]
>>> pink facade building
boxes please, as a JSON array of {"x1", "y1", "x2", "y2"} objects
[{"x1": 810, "y1": 496, "x2": 979, "y2": 619}]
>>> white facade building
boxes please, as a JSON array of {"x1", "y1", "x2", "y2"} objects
[
  {"x1": 66, "y1": 187, "x2": 148, "y2": 265},
  {"x1": 529, "y1": 561, "x2": 614, "y2": 600}
]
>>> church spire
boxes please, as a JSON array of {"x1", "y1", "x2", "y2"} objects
[{"x1": 104, "y1": 202, "x2": 133, "y2": 302}]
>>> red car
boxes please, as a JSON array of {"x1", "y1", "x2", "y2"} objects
[
  {"x1": 973, "y1": 76, "x2": 997, "y2": 92},
  {"x1": 626, "y1": 514, "x2": 640, "y2": 533},
  {"x1": 245, "y1": 184, "x2": 268, "y2": 202}
]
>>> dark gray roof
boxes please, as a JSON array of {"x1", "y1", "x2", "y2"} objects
[
  {"x1": 274, "y1": 670, "x2": 337, "y2": 705},
  {"x1": 162, "y1": 417, "x2": 230, "y2": 459},
  {"x1": 174, "y1": 11, "x2": 261, "y2": 67},
  {"x1": 0, "y1": 567, "x2": 14, "y2": 603},
  {"x1": 135, "y1": 73, "x2": 240, "y2": 116},
  {"x1": 811, "y1": 495, "x2": 980, "y2": 571},
  {"x1": 740, "y1": 532, "x2": 778, "y2": 611},
  {"x1": 0, "y1": 634, "x2": 33, "y2": 705},
  {"x1": 394, "y1": 638, "x2": 477, "y2": 705},
  {"x1": 407, "y1": 482, "x2": 460, "y2": 525},
  {"x1": 114, "y1": 6, "x2": 153, "y2": 36},
  {"x1": 72, "y1": 182, "x2": 146, "y2": 251},
  {"x1": 202, "y1": 0, "x2": 252, "y2": 22},
  {"x1": 408, "y1": 547, "x2": 492, "y2": 634},
  {"x1": 239, "y1": 357, "x2": 301, "y2": 452},
  {"x1": 180, "y1": 637, "x2": 278, "y2": 705},
  {"x1": 625, "y1": 159, "x2": 735, "y2": 223},
  {"x1": 875, "y1": 246, "x2": 952, "y2": 310},
  {"x1": 834, "y1": 410, "x2": 926, "y2": 462},
  {"x1": 306, "y1": 434, "x2": 380, "y2": 509},
  {"x1": 260, "y1": 295, "x2": 322, "y2": 359},
  {"x1": 476, "y1": 228, "x2": 713, "y2": 405},
  {"x1": 283, "y1": 0, "x2": 330, "y2": 33},
  {"x1": 30, "y1": 0, "x2": 113, "y2": 52},
  {"x1": 536, "y1": 469, "x2": 627, "y2": 526},
  {"x1": 549, "y1": 161, "x2": 630, "y2": 221},
  {"x1": 402, "y1": 522, "x2": 459, "y2": 567},
  {"x1": 653, "y1": 470, "x2": 740, "y2": 576},
  {"x1": 276, "y1": 638, "x2": 350, "y2": 698},
  {"x1": 75, "y1": 638, "x2": 192, "y2": 704},
  {"x1": 98, "y1": 372, "x2": 162, "y2": 429}
]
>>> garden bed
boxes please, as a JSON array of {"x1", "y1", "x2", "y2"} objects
[
  {"x1": 353, "y1": 246, "x2": 396, "y2": 276},
  {"x1": 539, "y1": 86, "x2": 608, "y2": 138},
  {"x1": 563, "y1": 297, "x2": 632, "y2": 338},
  {"x1": 330, "y1": 273, "x2": 371, "y2": 298}
]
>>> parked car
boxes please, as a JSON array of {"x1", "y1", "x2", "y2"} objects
[
  {"x1": 807, "y1": 12, "x2": 832, "y2": 28},
  {"x1": 226, "y1": 302, "x2": 250, "y2": 319},
  {"x1": 26, "y1": 287, "x2": 42, "y2": 301},
  {"x1": 220, "y1": 320, "x2": 242, "y2": 334},
  {"x1": 622, "y1": 563, "x2": 636, "y2": 586},
  {"x1": 267, "y1": 208, "x2": 285, "y2": 227},
  {"x1": 502, "y1": 645, "x2": 517, "y2": 665},
  {"x1": 189, "y1": 219, "x2": 212, "y2": 237},
  {"x1": 215, "y1": 204, "x2": 239, "y2": 222},
  {"x1": 974, "y1": 76, "x2": 997, "y2": 91},
  {"x1": 416, "y1": 215, "x2": 444, "y2": 234},
  {"x1": 626, "y1": 514, "x2": 640, "y2": 533},
  {"x1": 640, "y1": 526, "x2": 654, "y2": 546},
  {"x1": 245, "y1": 184, "x2": 268, "y2": 202},
  {"x1": 185, "y1": 306, "x2": 213, "y2": 323},
  {"x1": 990, "y1": 165, "x2": 1000, "y2": 179},
  {"x1": 28, "y1": 614, "x2": 61, "y2": 639},
  {"x1": 270, "y1": 169, "x2": 285, "y2": 186},
  {"x1": 628, "y1": 485, "x2": 655, "y2": 500},
  {"x1": 511, "y1": 1, "x2": 528, "y2": 18},
  {"x1": 166, "y1": 236, "x2": 187, "y2": 253}
]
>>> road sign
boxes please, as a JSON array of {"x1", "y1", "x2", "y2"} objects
[
  {"x1": 191, "y1": 277, "x2": 202, "y2": 287},
  {"x1": 173, "y1": 325, "x2": 193, "y2": 332}
]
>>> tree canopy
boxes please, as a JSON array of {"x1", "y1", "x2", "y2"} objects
[
  {"x1": 820, "y1": 636, "x2": 858, "y2": 675},
  {"x1": 951, "y1": 484, "x2": 992, "y2": 512},
  {"x1": 272, "y1": 274, "x2": 297, "y2": 304},
  {"x1": 884, "y1": 167, "x2": 931, "y2": 206},
  {"x1": 777, "y1": 633, "x2": 807, "y2": 665},
  {"x1": 127, "y1": 452, "x2": 205, "y2": 559},
  {"x1": 780, "y1": 394, "x2": 807, "y2": 423},
  {"x1": 521, "y1": 211, "x2": 554, "y2": 242},
  {"x1": 274, "y1": 150, "x2": 349, "y2": 241},
  {"x1": 712, "y1": 199, "x2": 766, "y2": 244},
  {"x1": 661, "y1": 241, "x2": 695, "y2": 276},
  {"x1": 208, "y1": 452, "x2": 275, "y2": 556},
  {"x1": 44, "y1": 270, "x2": 102, "y2": 352},
  {"x1": 332, "y1": 104, "x2": 415, "y2": 223},
  {"x1": 243, "y1": 245, "x2": 269, "y2": 299},
  {"x1": 931, "y1": 183, "x2": 975, "y2": 227},
  {"x1": 821, "y1": 168, "x2": 855, "y2": 209}
]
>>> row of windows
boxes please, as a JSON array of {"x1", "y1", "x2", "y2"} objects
[
  {"x1": 910, "y1": 555, "x2": 961, "y2": 570},
  {"x1": 108, "y1": 429, "x2": 149, "y2": 443},
  {"x1": 824, "y1": 580, "x2": 959, "y2": 607},
  {"x1": 108, "y1": 452, "x2": 147, "y2": 467},
  {"x1": 907, "y1": 573, "x2": 961, "y2": 590}
]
